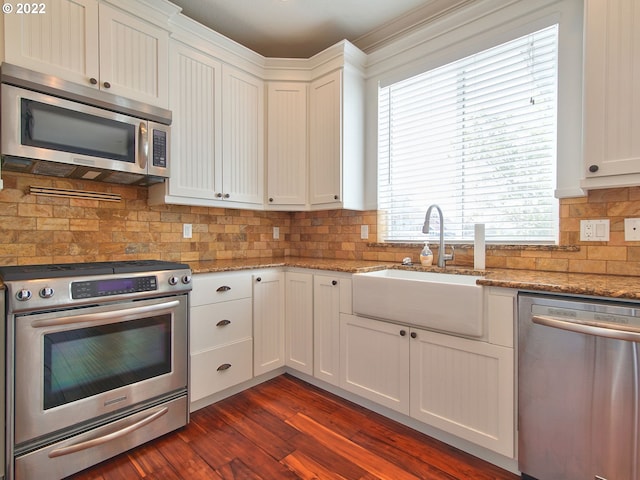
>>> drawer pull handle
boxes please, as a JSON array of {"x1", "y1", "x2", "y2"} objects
[
  {"x1": 217, "y1": 363, "x2": 232, "y2": 371},
  {"x1": 216, "y1": 319, "x2": 231, "y2": 327},
  {"x1": 216, "y1": 285, "x2": 231, "y2": 292}
]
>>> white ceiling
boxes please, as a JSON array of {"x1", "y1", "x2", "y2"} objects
[{"x1": 169, "y1": 0, "x2": 474, "y2": 58}]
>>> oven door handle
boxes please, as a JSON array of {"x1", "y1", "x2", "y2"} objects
[
  {"x1": 31, "y1": 300, "x2": 180, "y2": 328},
  {"x1": 48, "y1": 406, "x2": 169, "y2": 458}
]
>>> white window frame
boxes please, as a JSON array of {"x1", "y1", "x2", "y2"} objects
[{"x1": 364, "y1": 0, "x2": 584, "y2": 243}]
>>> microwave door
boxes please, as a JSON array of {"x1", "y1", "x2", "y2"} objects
[{"x1": 2, "y1": 84, "x2": 147, "y2": 177}]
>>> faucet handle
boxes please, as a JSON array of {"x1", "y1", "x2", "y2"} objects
[{"x1": 443, "y1": 245, "x2": 455, "y2": 262}]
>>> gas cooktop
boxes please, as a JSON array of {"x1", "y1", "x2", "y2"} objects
[{"x1": 0, "y1": 260, "x2": 191, "y2": 281}]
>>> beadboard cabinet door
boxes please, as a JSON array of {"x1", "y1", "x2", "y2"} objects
[
  {"x1": 164, "y1": 41, "x2": 221, "y2": 200},
  {"x1": 3, "y1": 0, "x2": 99, "y2": 86},
  {"x1": 313, "y1": 274, "x2": 342, "y2": 386},
  {"x1": 221, "y1": 65, "x2": 265, "y2": 206},
  {"x1": 97, "y1": 2, "x2": 169, "y2": 107},
  {"x1": 3, "y1": 0, "x2": 169, "y2": 108},
  {"x1": 284, "y1": 271, "x2": 313, "y2": 375},
  {"x1": 266, "y1": 82, "x2": 308, "y2": 209},
  {"x1": 309, "y1": 70, "x2": 341, "y2": 206},
  {"x1": 581, "y1": 0, "x2": 640, "y2": 189},
  {"x1": 253, "y1": 270, "x2": 285, "y2": 376},
  {"x1": 410, "y1": 328, "x2": 514, "y2": 457}
]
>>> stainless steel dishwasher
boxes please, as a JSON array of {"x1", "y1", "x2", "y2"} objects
[{"x1": 518, "y1": 293, "x2": 640, "y2": 480}]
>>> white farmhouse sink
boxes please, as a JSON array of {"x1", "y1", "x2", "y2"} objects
[{"x1": 352, "y1": 269, "x2": 484, "y2": 337}]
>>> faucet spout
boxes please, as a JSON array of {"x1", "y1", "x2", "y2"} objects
[{"x1": 422, "y1": 204, "x2": 454, "y2": 268}]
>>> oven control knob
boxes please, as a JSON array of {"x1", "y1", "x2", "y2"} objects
[
  {"x1": 39, "y1": 287, "x2": 55, "y2": 299},
  {"x1": 168, "y1": 276, "x2": 179, "y2": 286},
  {"x1": 16, "y1": 289, "x2": 32, "y2": 301},
  {"x1": 181, "y1": 275, "x2": 192, "y2": 285}
]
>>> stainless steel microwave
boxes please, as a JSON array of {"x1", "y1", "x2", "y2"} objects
[{"x1": 0, "y1": 63, "x2": 171, "y2": 185}]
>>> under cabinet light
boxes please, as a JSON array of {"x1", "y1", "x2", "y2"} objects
[{"x1": 29, "y1": 185, "x2": 122, "y2": 202}]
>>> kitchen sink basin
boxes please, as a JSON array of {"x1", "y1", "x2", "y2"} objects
[{"x1": 352, "y1": 269, "x2": 484, "y2": 337}]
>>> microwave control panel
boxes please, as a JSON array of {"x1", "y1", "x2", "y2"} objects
[{"x1": 152, "y1": 129, "x2": 167, "y2": 168}]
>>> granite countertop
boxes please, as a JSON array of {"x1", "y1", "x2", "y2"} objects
[{"x1": 189, "y1": 257, "x2": 640, "y2": 301}]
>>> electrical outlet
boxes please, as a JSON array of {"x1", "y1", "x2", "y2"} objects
[
  {"x1": 183, "y1": 224, "x2": 192, "y2": 239},
  {"x1": 624, "y1": 218, "x2": 640, "y2": 241},
  {"x1": 361, "y1": 225, "x2": 369, "y2": 240},
  {"x1": 273, "y1": 226, "x2": 280, "y2": 240},
  {"x1": 580, "y1": 219, "x2": 609, "y2": 241}
]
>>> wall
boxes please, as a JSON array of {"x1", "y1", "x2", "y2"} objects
[
  {"x1": 2, "y1": 172, "x2": 640, "y2": 275},
  {"x1": 0, "y1": 173, "x2": 290, "y2": 265}
]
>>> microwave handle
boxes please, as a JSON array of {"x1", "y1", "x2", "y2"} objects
[{"x1": 139, "y1": 122, "x2": 148, "y2": 169}]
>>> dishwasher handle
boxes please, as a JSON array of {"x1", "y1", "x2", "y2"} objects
[{"x1": 533, "y1": 314, "x2": 640, "y2": 342}]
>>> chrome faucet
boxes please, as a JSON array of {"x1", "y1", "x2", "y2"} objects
[{"x1": 422, "y1": 204, "x2": 454, "y2": 268}]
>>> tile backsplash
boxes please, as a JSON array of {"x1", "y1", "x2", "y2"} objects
[{"x1": 2, "y1": 172, "x2": 640, "y2": 275}]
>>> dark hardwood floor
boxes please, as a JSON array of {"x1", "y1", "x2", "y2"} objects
[{"x1": 68, "y1": 374, "x2": 521, "y2": 479}]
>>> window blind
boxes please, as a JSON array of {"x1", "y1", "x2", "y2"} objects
[{"x1": 378, "y1": 25, "x2": 558, "y2": 243}]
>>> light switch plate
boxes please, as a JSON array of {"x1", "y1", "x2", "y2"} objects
[
  {"x1": 580, "y1": 219, "x2": 609, "y2": 241},
  {"x1": 624, "y1": 218, "x2": 640, "y2": 241},
  {"x1": 273, "y1": 226, "x2": 280, "y2": 240},
  {"x1": 183, "y1": 224, "x2": 192, "y2": 239},
  {"x1": 361, "y1": 225, "x2": 369, "y2": 240}
]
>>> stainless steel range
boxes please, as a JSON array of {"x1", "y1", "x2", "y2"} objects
[{"x1": 0, "y1": 260, "x2": 192, "y2": 480}]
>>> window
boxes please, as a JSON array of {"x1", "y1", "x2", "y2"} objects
[{"x1": 378, "y1": 25, "x2": 558, "y2": 243}]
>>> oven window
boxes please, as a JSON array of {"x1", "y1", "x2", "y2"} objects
[
  {"x1": 22, "y1": 99, "x2": 136, "y2": 162},
  {"x1": 43, "y1": 315, "x2": 171, "y2": 410}
]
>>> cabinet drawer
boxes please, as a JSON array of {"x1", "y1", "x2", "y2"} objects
[
  {"x1": 191, "y1": 299, "x2": 252, "y2": 353},
  {"x1": 192, "y1": 272, "x2": 252, "y2": 306},
  {"x1": 190, "y1": 339, "x2": 253, "y2": 401}
]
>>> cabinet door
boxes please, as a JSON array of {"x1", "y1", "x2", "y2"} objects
[
  {"x1": 340, "y1": 314, "x2": 410, "y2": 414},
  {"x1": 284, "y1": 272, "x2": 313, "y2": 375},
  {"x1": 253, "y1": 270, "x2": 285, "y2": 376},
  {"x1": 583, "y1": 0, "x2": 640, "y2": 182},
  {"x1": 410, "y1": 328, "x2": 514, "y2": 457},
  {"x1": 166, "y1": 41, "x2": 221, "y2": 200},
  {"x1": 98, "y1": 2, "x2": 169, "y2": 107},
  {"x1": 221, "y1": 65, "x2": 264, "y2": 205},
  {"x1": 313, "y1": 274, "x2": 342, "y2": 386},
  {"x1": 309, "y1": 70, "x2": 342, "y2": 206},
  {"x1": 3, "y1": 0, "x2": 100, "y2": 86},
  {"x1": 266, "y1": 82, "x2": 308, "y2": 208}
]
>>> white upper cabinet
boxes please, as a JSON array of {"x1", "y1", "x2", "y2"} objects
[
  {"x1": 3, "y1": 0, "x2": 170, "y2": 108},
  {"x1": 266, "y1": 82, "x2": 308, "y2": 209},
  {"x1": 221, "y1": 65, "x2": 265, "y2": 206},
  {"x1": 581, "y1": 0, "x2": 640, "y2": 190},
  {"x1": 309, "y1": 59, "x2": 366, "y2": 210},
  {"x1": 153, "y1": 41, "x2": 221, "y2": 202}
]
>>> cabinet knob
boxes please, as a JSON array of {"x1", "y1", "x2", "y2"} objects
[
  {"x1": 589, "y1": 164, "x2": 599, "y2": 173},
  {"x1": 400, "y1": 329, "x2": 406, "y2": 336},
  {"x1": 331, "y1": 280, "x2": 337, "y2": 286},
  {"x1": 89, "y1": 77, "x2": 98, "y2": 85},
  {"x1": 224, "y1": 193, "x2": 230, "y2": 199},
  {"x1": 334, "y1": 195, "x2": 339, "y2": 200},
  {"x1": 215, "y1": 192, "x2": 223, "y2": 198},
  {"x1": 103, "y1": 81, "x2": 111, "y2": 89},
  {"x1": 217, "y1": 363, "x2": 232, "y2": 371},
  {"x1": 411, "y1": 332, "x2": 417, "y2": 339},
  {"x1": 216, "y1": 319, "x2": 231, "y2": 327},
  {"x1": 256, "y1": 277, "x2": 262, "y2": 282},
  {"x1": 269, "y1": 197, "x2": 274, "y2": 202}
]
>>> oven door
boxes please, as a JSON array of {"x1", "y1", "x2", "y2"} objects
[{"x1": 13, "y1": 295, "x2": 188, "y2": 448}]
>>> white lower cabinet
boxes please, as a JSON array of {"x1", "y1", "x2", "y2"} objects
[
  {"x1": 340, "y1": 312, "x2": 514, "y2": 457},
  {"x1": 313, "y1": 274, "x2": 345, "y2": 386},
  {"x1": 410, "y1": 329, "x2": 514, "y2": 457},
  {"x1": 285, "y1": 272, "x2": 314, "y2": 374},
  {"x1": 340, "y1": 314, "x2": 410, "y2": 414},
  {"x1": 190, "y1": 272, "x2": 253, "y2": 403},
  {"x1": 253, "y1": 270, "x2": 285, "y2": 376}
]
